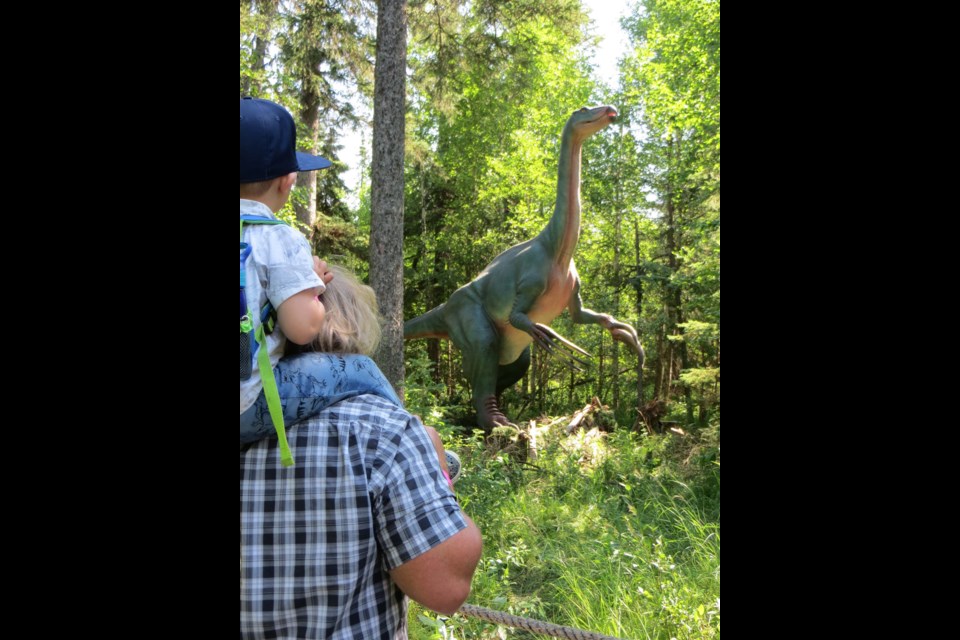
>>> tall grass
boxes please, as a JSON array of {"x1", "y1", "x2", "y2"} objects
[{"x1": 411, "y1": 423, "x2": 720, "y2": 640}]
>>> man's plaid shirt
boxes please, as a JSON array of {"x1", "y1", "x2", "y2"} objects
[{"x1": 240, "y1": 395, "x2": 468, "y2": 638}]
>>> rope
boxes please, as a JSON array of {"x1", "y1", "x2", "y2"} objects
[{"x1": 458, "y1": 603, "x2": 627, "y2": 640}]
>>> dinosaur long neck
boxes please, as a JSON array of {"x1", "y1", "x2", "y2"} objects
[{"x1": 541, "y1": 128, "x2": 582, "y2": 265}]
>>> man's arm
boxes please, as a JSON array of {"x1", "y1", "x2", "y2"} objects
[
  {"x1": 375, "y1": 414, "x2": 483, "y2": 616},
  {"x1": 389, "y1": 514, "x2": 482, "y2": 615}
]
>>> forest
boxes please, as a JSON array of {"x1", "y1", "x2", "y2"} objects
[{"x1": 241, "y1": 1, "x2": 719, "y2": 637}]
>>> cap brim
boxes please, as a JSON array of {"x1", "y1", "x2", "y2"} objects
[{"x1": 296, "y1": 151, "x2": 332, "y2": 171}]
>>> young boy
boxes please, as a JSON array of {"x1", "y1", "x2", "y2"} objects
[{"x1": 239, "y1": 98, "x2": 399, "y2": 455}]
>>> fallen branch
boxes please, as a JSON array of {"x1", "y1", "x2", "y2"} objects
[{"x1": 566, "y1": 397, "x2": 602, "y2": 434}]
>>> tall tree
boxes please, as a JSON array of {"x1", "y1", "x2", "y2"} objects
[
  {"x1": 240, "y1": 0, "x2": 279, "y2": 96},
  {"x1": 370, "y1": 0, "x2": 408, "y2": 392},
  {"x1": 279, "y1": 0, "x2": 373, "y2": 229},
  {"x1": 621, "y1": 0, "x2": 720, "y2": 424}
]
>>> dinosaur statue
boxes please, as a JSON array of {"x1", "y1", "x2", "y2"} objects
[{"x1": 405, "y1": 106, "x2": 644, "y2": 430}]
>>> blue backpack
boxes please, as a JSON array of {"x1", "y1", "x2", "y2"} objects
[{"x1": 240, "y1": 215, "x2": 294, "y2": 466}]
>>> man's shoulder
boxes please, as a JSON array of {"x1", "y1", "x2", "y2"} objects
[
  {"x1": 318, "y1": 395, "x2": 412, "y2": 427},
  {"x1": 314, "y1": 396, "x2": 419, "y2": 469}
]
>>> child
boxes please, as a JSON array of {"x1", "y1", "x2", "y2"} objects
[
  {"x1": 287, "y1": 266, "x2": 457, "y2": 484},
  {"x1": 240, "y1": 98, "x2": 398, "y2": 457},
  {"x1": 276, "y1": 264, "x2": 403, "y2": 421},
  {"x1": 302, "y1": 264, "x2": 386, "y2": 356}
]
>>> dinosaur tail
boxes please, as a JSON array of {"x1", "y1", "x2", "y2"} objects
[{"x1": 404, "y1": 304, "x2": 449, "y2": 340}]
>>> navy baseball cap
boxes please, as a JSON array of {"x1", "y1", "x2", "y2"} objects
[{"x1": 240, "y1": 97, "x2": 332, "y2": 184}]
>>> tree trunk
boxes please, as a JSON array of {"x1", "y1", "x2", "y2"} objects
[
  {"x1": 597, "y1": 332, "x2": 604, "y2": 403},
  {"x1": 370, "y1": 0, "x2": 408, "y2": 395},
  {"x1": 677, "y1": 302, "x2": 694, "y2": 425},
  {"x1": 634, "y1": 218, "x2": 645, "y2": 409},
  {"x1": 612, "y1": 124, "x2": 624, "y2": 414},
  {"x1": 296, "y1": 92, "x2": 320, "y2": 231},
  {"x1": 522, "y1": 345, "x2": 530, "y2": 401},
  {"x1": 446, "y1": 341, "x2": 454, "y2": 401},
  {"x1": 680, "y1": 333, "x2": 694, "y2": 424},
  {"x1": 612, "y1": 220, "x2": 622, "y2": 412},
  {"x1": 661, "y1": 138, "x2": 680, "y2": 402},
  {"x1": 534, "y1": 345, "x2": 545, "y2": 415},
  {"x1": 665, "y1": 135, "x2": 691, "y2": 420},
  {"x1": 654, "y1": 330, "x2": 666, "y2": 401}
]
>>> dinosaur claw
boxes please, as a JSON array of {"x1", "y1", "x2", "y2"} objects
[
  {"x1": 534, "y1": 323, "x2": 591, "y2": 357},
  {"x1": 528, "y1": 323, "x2": 592, "y2": 371},
  {"x1": 608, "y1": 326, "x2": 644, "y2": 361}
]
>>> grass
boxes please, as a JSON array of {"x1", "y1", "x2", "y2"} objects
[{"x1": 409, "y1": 420, "x2": 720, "y2": 639}]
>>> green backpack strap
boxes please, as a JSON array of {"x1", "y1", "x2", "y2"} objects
[
  {"x1": 255, "y1": 322, "x2": 294, "y2": 466},
  {"x1": 241, "y1": 214, "x2": 295, "y2": 467}
]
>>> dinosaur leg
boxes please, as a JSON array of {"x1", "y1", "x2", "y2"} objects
[
  {"x1": 496, "y1": 346, "x2": 531, "y2": 395},
  {"x1": 444, "y1": 296, "x2": 513, "y2": 431},
  {"x1": 492, "y1": 347, "x2": 532, "y2": 421},
  {"x1": 463, "y1": 344, "x2": 513, "y2": 431}
]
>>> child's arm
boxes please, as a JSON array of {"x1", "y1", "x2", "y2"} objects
[
  {"x1": 314, "y1": 257, "x2": 335, "y2": 287},
  {"x1": 277, "y1": 256, "x2": 334, "y2": 345},
  {"x1": 277, "y1": 289, "x2": 326, "y2": 345}
]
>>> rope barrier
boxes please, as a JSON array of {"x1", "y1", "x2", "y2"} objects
[{"x1": 458, "y1": 603, "x2": 627, "y2": 640}]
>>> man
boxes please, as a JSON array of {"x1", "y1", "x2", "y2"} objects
[{"x1": 240, "y1": 394, "x2": 483, "y2": 638}]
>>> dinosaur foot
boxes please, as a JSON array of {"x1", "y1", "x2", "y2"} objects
[
  {"x1": 477, "y1": 395, "x2": 517, "y2": 431},
  {"x1": 530, "y1": 323, "x2": 592, "y2": 372}
]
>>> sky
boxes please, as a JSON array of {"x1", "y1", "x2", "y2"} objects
[
  {"x1": 339, "y1": 1, "x2": 633, "y2": 206},
  {"x1": 582, "y1": 0, "x2": 633, "y2": 87}
]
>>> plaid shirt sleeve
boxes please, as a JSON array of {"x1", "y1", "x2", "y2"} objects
[{"x1": 371, "y1": 412, "x2": 467, "y2": 570}]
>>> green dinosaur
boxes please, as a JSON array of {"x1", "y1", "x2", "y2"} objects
[{"x1": 405, "y1": 106, "x2": 644, "y2": 430}]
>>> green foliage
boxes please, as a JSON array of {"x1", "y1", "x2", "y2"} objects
[
  {"x1": 404, "y1": 353, "x2": 453, "y2": 425},
  {"x1": 404, "y1": 0, "x2": 597, "y2": 281},
  {"x1": 622, "y1": 0, "x2": 720, "y2": 168},
  {"x1": 678, "y1": 367, "x2": 719, "y2": 388},
  {"x1": 611, "y1": 0, "x2": 720, "y2": 423},
  {"x1": 410, "y1": 418, "x2": 720, "y2": 639},
  {"x1": 243, "y1": 0, "x2": 720, "y2": 428},
  {"x1": 242, "y1": 2, "x2": 721, "y2": 635}
]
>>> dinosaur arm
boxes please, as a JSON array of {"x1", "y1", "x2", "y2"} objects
[
  {"x1": 568, "y1": 279, "x2": 644, "y2": 360},
  {"x1": 567, "y1": 278, "x2": 612, "y2": 326},
  {"x1": 506, "y1": 285, "x2": 543, "y2": 334},
  {"x1": 508, "y1": 282, "x2": 591, "y2": 370}
]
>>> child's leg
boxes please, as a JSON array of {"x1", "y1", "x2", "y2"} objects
[{"x1": 240, "y1": 353, "x2": 401, "y2": 444}]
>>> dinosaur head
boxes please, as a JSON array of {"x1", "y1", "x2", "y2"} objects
[{"x1": 566, "y1": 105, "x2": 618, "y2": 141}]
